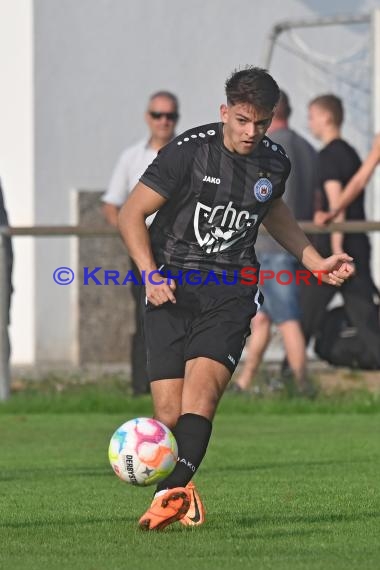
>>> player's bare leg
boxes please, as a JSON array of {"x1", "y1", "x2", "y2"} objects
[
  {"x1": 139, "y1": 358, "x2": 230, "y2": 530},
  {"x1": 178, "y1": 357, "x2": 231, "y2": 526},
  {"x1": 150, "y1": 378, "x2": 184, "y2": 429},
  {"x1": 181, "y1": 357, "x2": 231, "y2": 419}
]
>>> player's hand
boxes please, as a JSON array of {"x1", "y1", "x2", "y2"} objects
[
  {"x1": 145, "y1": 271, "x2": 177, "y2": 306},
  {"x1": 316, "y1": 253, "x2": 354, "y2": 287},
  {"x1": 314, "y1": 210, "x2": 336, "y2": 226}
]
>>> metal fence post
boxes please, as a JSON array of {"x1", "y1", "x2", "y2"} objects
[{"x1": 0, "y1": 230, "x2": 10, "y2": 400}]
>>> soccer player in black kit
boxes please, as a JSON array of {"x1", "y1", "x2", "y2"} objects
[{"x1": 119, "y1": 67, "x2": 354, "y2": 531}]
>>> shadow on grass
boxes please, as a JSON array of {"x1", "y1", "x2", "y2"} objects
[
  {"x1": 2, "y1": 457, "x2": 374, "y2": 481},
  {"x1": 1, "y1": 515, "x2": 191, "y2": 534},
  {"x1": 0, "y1": 514, "x2": 136, "y2": 530},
  {"x1": 236, "y1": 527, "x2": 331, "y2": 540},
  {"x1": 0, "y1": 465, "x2": 110, "y2": 481},
  {"x1": 203, "y1": 457, "x2": 371, "y2": 474},
  {"x1": 235, "y1": 510, "x2": 380, "y2": 528},
  {"x1": 2, "y1": 509, "x2": 379, "y2": 536}
]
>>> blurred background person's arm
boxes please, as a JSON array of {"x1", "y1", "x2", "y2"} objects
[{"x1": 102, "y1": 148, "x2": 132, "y2": 227}]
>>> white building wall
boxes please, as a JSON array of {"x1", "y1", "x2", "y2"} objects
[
  {"x1": 372, "y1": 8, "x2": 380, "y2": 288},
  {"x1": 33, "y1": 0, "x2": 312, "y2": 364},
  {"x1": 1, "y1": 0, "x2": 379, "y2": 364},
  {"x1": 0, "y1": 0, "x2": 35, "y2": 364}
]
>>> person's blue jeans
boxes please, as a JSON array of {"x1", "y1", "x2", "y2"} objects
[{"x1": 258, "y1": 252, "x2": 301, "y2": 324}]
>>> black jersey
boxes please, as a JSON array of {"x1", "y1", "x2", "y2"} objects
[
  {"x1": 317, "y1": 139, "x2": 370, "y2": 261},
  {"x1": 140, "y1": 122, "x2": 291, "y2": 275}
]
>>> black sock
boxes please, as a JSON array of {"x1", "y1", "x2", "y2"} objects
[{"x1": 156, "y1": 413, "x2": 212, "y2": 492}]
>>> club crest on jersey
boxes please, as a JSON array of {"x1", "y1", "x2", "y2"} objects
[
  {"x1": 253, "y1": 177, "x2": 273, "y2": 202},
  {"x1": 194, "y1": 201, "x2": 258, "y2": 254}
]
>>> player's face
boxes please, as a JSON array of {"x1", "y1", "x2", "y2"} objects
[
  {"x1": 308, "y1": 104, "x2": 329, "y2": 140},
  {"x1": 220, "y1": 103, "x2": 273, "y2": 155},
  {"x1": 145, "y1": 96, "x2": 178, "y2": 142}
]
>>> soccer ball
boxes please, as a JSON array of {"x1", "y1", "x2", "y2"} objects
[{"x1": 108, "y1": 417, "x2": 178, "y2": 486}]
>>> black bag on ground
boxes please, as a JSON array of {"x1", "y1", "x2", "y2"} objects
[{"x1": 314, "y1": 305, "x2": 380, "y2": 370}]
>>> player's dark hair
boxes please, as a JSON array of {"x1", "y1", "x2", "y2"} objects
[
  {"x1": 225, "y1": 66, "x2": 280, "y2": 111},
  {"x1": 309, "y1": 94, "x2": 344, "y2": 127},
  {"x1": 149, "y1": 91, "x2": 179, "y2": 112},
  {"x1": 274, "y1": 89, "x2": 292, "y2": 120}
]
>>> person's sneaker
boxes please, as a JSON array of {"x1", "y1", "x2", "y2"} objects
[
  {"x1": 179, "y1": 482, "x2": 206, "y2": 527},
  {"x1": 138, "y1": 487, "x2": 191, "y2": 531}
]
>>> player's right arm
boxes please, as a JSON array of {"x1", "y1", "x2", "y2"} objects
[
  {"x1": 315, "y1": 134, "x2": 380, "y2": 225},
  {"x1": 118, "y1": 182, "x2": 176, "y2": 305},
  {"x1": 120, "y1": 129, "x2": 195, "y2": 304}
]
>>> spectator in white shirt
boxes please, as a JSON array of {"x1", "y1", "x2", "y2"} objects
[
  {"x1": 102, "y1": 91, "x2": 179, "y2": 226},
  {"x1": 102, "y1": 91, "x2": 179, "y2": 395}
]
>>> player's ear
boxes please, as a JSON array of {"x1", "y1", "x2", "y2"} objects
[{"x1": 220, "y1": 104, "x2": 228, "y2": 124}]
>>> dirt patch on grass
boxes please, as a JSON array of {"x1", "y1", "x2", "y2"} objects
[{"x1": 316, "y1": 369, "x2": 380, "y2": 395}]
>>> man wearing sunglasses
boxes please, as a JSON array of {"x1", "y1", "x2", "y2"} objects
[{"x1": 102, "y1": 91, "x2": 179, "y2": 396}]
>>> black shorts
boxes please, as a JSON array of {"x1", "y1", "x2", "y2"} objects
[{"x1": 142, "y1": 272, "x2": 263, "y2": 382}]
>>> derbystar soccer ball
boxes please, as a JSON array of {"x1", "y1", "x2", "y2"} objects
[{"x1": 108, "y1": 417, "x2": 178, "y2": 486}]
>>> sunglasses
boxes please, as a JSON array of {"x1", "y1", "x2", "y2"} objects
[{"x1": 149, "y1": 111, "x2": 179, "y2": 121}]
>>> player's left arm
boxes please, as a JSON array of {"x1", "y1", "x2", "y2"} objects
[{"x1": 262, "y1": 198, "x2": 354, "y2": 286}]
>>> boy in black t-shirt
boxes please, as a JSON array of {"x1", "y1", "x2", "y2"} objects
[
  {"x1": 315, "y1": 133, "x2": 380, "y2": 224},
  {"x1": 119, "y1": 69, "x2": 354, "y2": 531},
  {"x1": 306, "y1": 94, "x2": 380, "y2": 367}
]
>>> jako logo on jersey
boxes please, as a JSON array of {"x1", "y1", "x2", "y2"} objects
[
  {"x1": 194, "y1": 201, "x2": 258, "y2": 254},
  {"x1": 203, "y1": 175, "x2": 221, "y2": 184},
  {"x1": 253, "y1": 177, "x2": 273, "y2": 202}
]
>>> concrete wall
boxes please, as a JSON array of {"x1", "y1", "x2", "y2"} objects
[
  {"x1": 76, "y1": 190, "x2": 134, "y2": 364},
  {"x1": 0, "y1": 0, "x2": 379, "y2": 364}
]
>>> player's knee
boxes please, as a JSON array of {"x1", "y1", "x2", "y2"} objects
[
  {"x1": 182, "y1": 393, "x2": 220, "y2": 421},
  {"x1": 154, "y1": 408, "x2": 181, "y2": 430}
]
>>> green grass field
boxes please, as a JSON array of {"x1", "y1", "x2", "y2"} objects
[{"x1": 1, "y1": 384, "x2": 380, "y2": 570}]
